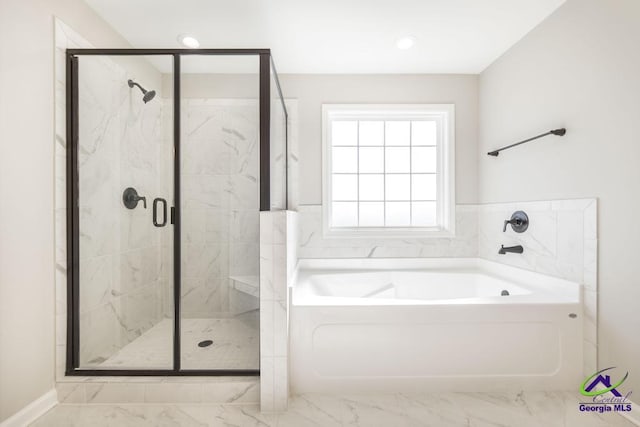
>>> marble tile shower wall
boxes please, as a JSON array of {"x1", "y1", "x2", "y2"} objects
[
  {"x1": 180, "y1": 99, "x2": 260, "y2": 317},
  {"x1": 55, "y1": 20, "x2": 169, "y2": 369},
  {"x1": 79, "y1": 57, "x2": 165, "y2": 365}
]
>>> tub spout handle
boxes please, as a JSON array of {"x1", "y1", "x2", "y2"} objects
[{"x1": 499, "y1": 245, "x2": 524, "y2": 255}]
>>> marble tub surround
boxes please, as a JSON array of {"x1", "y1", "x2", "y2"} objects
[
  {"x1": 477, "y1": 199, "x2": 596, "y2": 288},
  {"x1": 297, "y1": 199, "x2": 597, "y2": 378},
  {"x1": 298, "y1": 204, "x2": 478, "y2": 259},
  {"x1": 477, "y1": 198, "x2": 597, "y2": 376},
  {"x1": 260, "y1": 211, "x2": 298, "y2": 412},
  {"x1": 32, "y1": 391, "x2": 636, "y2": 427}
]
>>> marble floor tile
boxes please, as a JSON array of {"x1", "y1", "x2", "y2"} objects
[
  {"x1": 97, "y1": 317, "x2": 258, "y2": 370},
  {"x1": 31, "y1": 404, "x2": 275, "y2": 427},
  {"x1": 31, "y1": 392, "x2": 638, "y2": 427}
]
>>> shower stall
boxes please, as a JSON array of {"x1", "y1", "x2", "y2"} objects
[{"x1": 65, "y1": 49, "x2": 287, "y2": 375}]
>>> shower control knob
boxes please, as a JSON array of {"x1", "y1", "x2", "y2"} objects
[
  {"x1": 503, "y1": 211, "x2": 529, "y2": 233},
  {"x1": 123, "y1": 187, "x2": 147, "y2": 209}
]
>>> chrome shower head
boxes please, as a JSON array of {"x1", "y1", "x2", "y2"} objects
[{"x1": 127, "y1": 79, "x2": 156, "y2": 103}]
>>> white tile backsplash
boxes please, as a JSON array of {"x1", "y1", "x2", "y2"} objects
[
  {"x1": 297, "y1": 204, "x2": 478, "y2": 259},
  {"x1": 477, "y1": 199, "x2": 596, "y2": 283}
]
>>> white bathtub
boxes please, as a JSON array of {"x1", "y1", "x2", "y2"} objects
[{"x1": 290, "y1": 258, "x2": 583, "y2": 393}]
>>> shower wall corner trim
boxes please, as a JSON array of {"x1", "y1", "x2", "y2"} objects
[
  {"x1": 64, "y1": 52, "x2": 79, "y2": 374},
  {"x1": 259, "y1": 53, "x2": 271, "y2": 212}
]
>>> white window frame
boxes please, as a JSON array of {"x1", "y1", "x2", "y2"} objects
[{"x1": 322, "y1": 104, "x2": 455, "y2": 238}]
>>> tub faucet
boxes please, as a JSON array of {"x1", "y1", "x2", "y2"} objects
[{"x1": 499, "y1": 245, "x2": 524, "y2": 255}]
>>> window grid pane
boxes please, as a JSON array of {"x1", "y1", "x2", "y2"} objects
[
  {"x1": 385, "y1": 121, "x2": 410, "y2": 146},
  {"x1": 359, "y1": 202, "x2": 384, "y2": 226},
  {"x1": 385, "y1": 202, "x2": 411, "y2": 226},
  {"x1": 411, "y1": 121, "x2": 438, "y2": 146},
  {"x1": 359, "y1": 121, "x2": 384, "y2": 146},
  {"x1": 359, "y1": 147, "x2": 384, "y2": 173},
  {"x1": 331, "y1": 118, "x2": 441, "y2": 228},
  {"x1": 359, "y1": 174, "x2": 384, "y2": 201},
  {"x1": 385, "y1": 147, "x2": 411, "y2": 173},
  {"x1": 411, "y1": 174, "x2": 437, "y2": 201},
  {"x1": 332, "y1": 121, "x2": 358, "y2": 146},
  {"x1": 332, "y1": 174, "x2": 358, "y2": 201},
  {"x1": 412, "y1": 146, "x2": 437, "y2": 173},
  {"x1": 332, "y1": 147, "x2": 358, "y2": 173}
]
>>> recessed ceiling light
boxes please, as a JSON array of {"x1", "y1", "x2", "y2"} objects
[
  {"x1": 396, "y1": 36, "x2": 416, "y2": 50},
  {"x1": 178, "y1": 34, "x2": 200, "y2": 49}
]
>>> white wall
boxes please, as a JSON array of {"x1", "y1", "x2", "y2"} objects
[
  {"x1": 479, "y1": 0, "x2": 640, "y2": 392},
  {"x1": 0, "y1": 0, "x2": 143, "y2": 421},
  {"x1": 280, "y1": 74, "x2": 479, "y2": 205}
]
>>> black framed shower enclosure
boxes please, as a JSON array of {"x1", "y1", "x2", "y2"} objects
[{"x1": 65, "y1": 49, "x2": 287, "y2": 376}]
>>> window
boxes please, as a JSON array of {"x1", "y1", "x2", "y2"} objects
[{"x1": 322, "y1": 104, "x2": 455, "y2": 237}]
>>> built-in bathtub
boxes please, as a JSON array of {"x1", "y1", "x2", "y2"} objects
[{"x1": 290, "y1": 258, "x2": 583, "y2": 393}]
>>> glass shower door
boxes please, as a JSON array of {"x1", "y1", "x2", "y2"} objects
[
  {"x1": 75, "y1": 54, "x2": 175, "y2": 370},
  {"x1": 68, "y1": 50, "x2": 280, "y2": 375},
  {"x1": 179, "y1": 55, "x2": 260, "y2": 371}
]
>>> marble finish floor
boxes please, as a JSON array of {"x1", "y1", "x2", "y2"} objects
[
  {"x1": 32, "y1": 391, "x2": 637, "y2": 426},
  {"x1": 99, "y1": 318, "x2": 258, "y2": 370}
]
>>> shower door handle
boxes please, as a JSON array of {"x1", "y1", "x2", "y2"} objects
[{"x1": 152, "y1": 198, "x2": 167, "y2": 227}]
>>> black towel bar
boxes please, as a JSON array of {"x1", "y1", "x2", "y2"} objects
[{"x1": 487, "y1": 128, "x2": 566, "y2": 157}]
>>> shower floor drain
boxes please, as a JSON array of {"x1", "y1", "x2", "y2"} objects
[{"x1": 198, "y1": 340, "x2": 213, "y2": 348}]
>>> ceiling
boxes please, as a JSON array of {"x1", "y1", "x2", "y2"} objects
[{"x1": 84, "y1": 0, "x2": 566, "y2": 74}]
